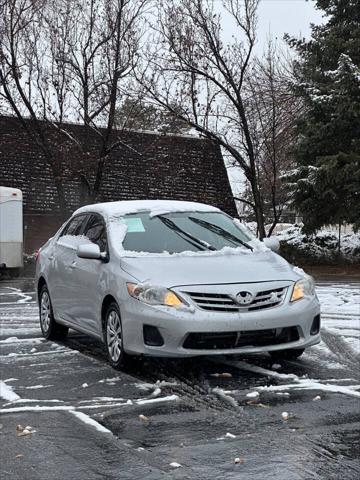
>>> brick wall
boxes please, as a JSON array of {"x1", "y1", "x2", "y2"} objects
[
  {"x1": 0, "y1": 115, "x2": 237, "y2": 252},
  {"x1": 24, "y1": 214, "x2": 66, "y2": 253}
]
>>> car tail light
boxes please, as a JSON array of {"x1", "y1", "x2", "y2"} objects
[{"x1": 34, "y1": 250, "x2": 40, "y2": 262}]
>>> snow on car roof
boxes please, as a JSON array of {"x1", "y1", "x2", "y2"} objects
[{"x1": 73, "y1": 200, "x2": 220, "y2": 219}]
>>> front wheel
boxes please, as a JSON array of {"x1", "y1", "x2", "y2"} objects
[
  {"x1": 39, "y1": 285, "x2": 68, "y2": 340},
  {"x1": 104, "y1": 302, "x2": 129, "y2": 370},
  {"x1": 270, "y1": 348, "x2": 305, "y2": 360}
]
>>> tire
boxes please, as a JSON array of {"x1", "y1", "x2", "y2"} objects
[
  {"x1": 104, "y1": 302, "x2": 129, "y2": 370},
  {"x1": 39, "y1": 285, "x2": 69, "y2": 340},
  {"x1": 270, "y1": 348, "x2": 305, "y2": 360}
]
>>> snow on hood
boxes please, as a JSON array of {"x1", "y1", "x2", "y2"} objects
[
  {"x1": 120, "y1": 250, "x2": 300, "y2": 287},
  {"x1": 73, "y1": 200, "x2": 220, "y2": 219}
]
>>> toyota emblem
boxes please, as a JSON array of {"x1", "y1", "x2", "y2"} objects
[{"x1": 236, "y1": 291, "x2": 254, "y2": 306}]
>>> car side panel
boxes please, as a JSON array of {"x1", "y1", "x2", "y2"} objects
[
  {"x1": 69, "y1": 256, "x2": 108, "y2": 335},
  {"x1": 48, "y1": 242, "x2": 77, "y2": 323}
]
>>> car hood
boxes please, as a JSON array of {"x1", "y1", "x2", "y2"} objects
[{"x1": 120, "y1": 251, "x2": 300, "y2": 287}]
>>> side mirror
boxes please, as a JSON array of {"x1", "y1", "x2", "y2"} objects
[
  {"x1": 263, "y1": 237, "x2": 280, "y2": 252},
  {"x1": 77, "y1": 243, "x2": 101, "y2": 260}
]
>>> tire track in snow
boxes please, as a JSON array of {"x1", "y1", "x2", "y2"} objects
[
  {"x1": 135, "y1": 360, "x2": 241, "y2": 414},
  {"x1": 321, "y1": 329, "x2": 360, "y2": 378}
]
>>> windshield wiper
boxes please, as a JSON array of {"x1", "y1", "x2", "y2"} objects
[
  {"x1": 158, "y1": 216, "x2": 216, "y2": 251},
  {"x1": 188, "y1": 217, "x2": 253, "y2": 251}
]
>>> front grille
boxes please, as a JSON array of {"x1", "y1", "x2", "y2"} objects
[
  {"x1": 183, "y1": 293, "x2": 239, "y2": 312},
  {"x1": 183, "y1": 327, "x2": 299, "y2": 350},
  {"x1": 183, "y1": 286, "x2": 288, "y2": 312}
]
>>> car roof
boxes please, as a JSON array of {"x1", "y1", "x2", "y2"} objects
[{"x1": 73, "y1": 199, "x2": 220, "y2": 220}]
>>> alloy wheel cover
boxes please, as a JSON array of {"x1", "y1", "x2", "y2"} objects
[
  {"x1": 40, "y1": 292, "x2": 51, "y2": 333},
  {"x1": 106, "y1": 310, "x2": 122, "y2": 362}
]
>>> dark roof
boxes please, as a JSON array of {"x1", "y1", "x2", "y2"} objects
[{"x1": 0, "y1": 115, "x2": 236, "y2": 216}]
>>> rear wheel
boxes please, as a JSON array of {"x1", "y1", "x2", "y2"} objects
[
  {"x1": 270, "y1": 348, "x2": 305, "y2": 360},
  {"x1": 104, "y1": 302, "x2": 129, "y2": 370},
  {"x1": 39, "y1": 285, "x2": 68, "y2": 340}
]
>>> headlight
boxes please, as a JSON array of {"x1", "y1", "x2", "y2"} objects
[
  {"x1": 290, "y1": 275, "x2": 315, "y2": 302},
  {"x1": 127, "y1": 283, "x2": 183, "y2": 307}
]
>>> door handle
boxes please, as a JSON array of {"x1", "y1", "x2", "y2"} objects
[{"x1": 69, "y1": 261, "x2": 77, "y2": 269}]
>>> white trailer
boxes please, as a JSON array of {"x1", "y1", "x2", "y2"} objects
[{"x1": 0, "y1": 186, "x2": 23, "y2": 271}]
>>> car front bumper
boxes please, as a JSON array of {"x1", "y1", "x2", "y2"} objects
[{"x1": 120, "y1": 292, "x2": 321, "y2": 357}]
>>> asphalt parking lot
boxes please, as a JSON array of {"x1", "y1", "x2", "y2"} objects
[{"x1": 1, "y1": 279, "x2": 359, "y2": 479}]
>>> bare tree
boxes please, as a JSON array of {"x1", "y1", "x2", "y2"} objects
[
  {"x1": 50, "y1": 0, "x2": 150, "y2": 200},
  {"x1": 137, "y1": 0, "x2": 270, "y2": 237},
  {"x1": 0, "y1": 0, "x2": 71, "y2": 212},
  {"x1": 0, "y1": 0, "x2": 150, "y2": 209},
  {"x1": 243, "y1": 42, "x2": 302, "y2": 235}
]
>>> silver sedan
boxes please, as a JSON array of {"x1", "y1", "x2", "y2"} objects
[{"x1": 35, "y1": 200, "x2": 321, "y2": 369}]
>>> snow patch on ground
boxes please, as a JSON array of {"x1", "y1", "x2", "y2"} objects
[
  {"x1": 79, "y1": 397, "x2": 125, "y2": 403},
  {"x1": 135, "y1": 380, "x2": 178, "y2": 392},
  {"x1": 0, "y1": 381, "x2": 20, "y2": 401},
  {"x1": 246, "y1": 391, "x2": 259, "y2": 398},
  {"x1": 212, "y1": 387, "x2": 239, "y2": 408},
  {"x1": 0, "y1": 336, "x2": 19, "y2": 343},
  {"x1": 98, "y1": 377, "x2": 122, "y2": 384},
  {"x1": 0, "y1": 287, "x2": 34, "y2": 304},
  {"x1": 227, "y1": 360, "x2": 360, "y2": 399},
  {"x1": 317, "y1": 284, "x2": 360, "y2": 354},
  {"x1": 225, "y1": 361, "x2": 298, "y2": 381},
  {"x1": 257, "y1": 380, "x2": 360, "y2": 398},
  {"x1": 317, "y1": 285, "x2": 360, "y2": 317},
  {"x1": 135, "y1": 394, "x2": 179, "y2": 405},
  {"x1": 4, "y1": 399, "x2": 64, "y2": 407},
  {"x1": 0, "y1": 405, "x2": 75, "y2": 413},
  {"x1": 70, "y1": 410, "x2": 112, "y2": 434},
  {"x1": 25, "y1": 385, "x2": 53, "y2": 390},
  {"x1": 0, "y1": 349, "x2": 74, "y2": 359}
]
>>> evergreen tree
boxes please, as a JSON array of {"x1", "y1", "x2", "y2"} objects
[{"x1": 287, "y1": 0, "x2": 360, "y2": 232}]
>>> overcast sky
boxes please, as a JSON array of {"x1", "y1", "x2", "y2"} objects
[
  {"x1": 219, "y1": 0, "x2": 325, "y2": 55},
  {"x1": 255, "y1": 0, "x2": 324, "y2": 52}
]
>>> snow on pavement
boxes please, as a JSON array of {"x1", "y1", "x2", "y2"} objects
[
  {"x1": 0, "y1": 280, "x2": 359, "y2": 433},
  {"x1": 316, "y1": 283, "x2": 360, "y2": 355},
  {"x1": 0, "y1": 380, "x2": 21, "y2": 401},
  {"x1": 70, "y1": 410, "x2": 113, "y2": 434},
  {"x1": 317, "y1": 283, "x2": 359, "y2": 317},
  {"x1": 0, "y1": 287, "x2": 34, "y2": 304},
  {"x1": 0, "y1": 287, "x2": 39, "y2": 338}
]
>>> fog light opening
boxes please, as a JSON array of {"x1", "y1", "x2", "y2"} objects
[
  {"x1": 310, "y1": 314, "x2": 321, "y2": 335},
  {"x1": 143, "y1": 325, "x2": 164, "y2": 347}
]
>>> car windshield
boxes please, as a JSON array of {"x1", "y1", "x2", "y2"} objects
[{"x1": 119, "y1": 211, "x2": 252, "y2": 254}]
